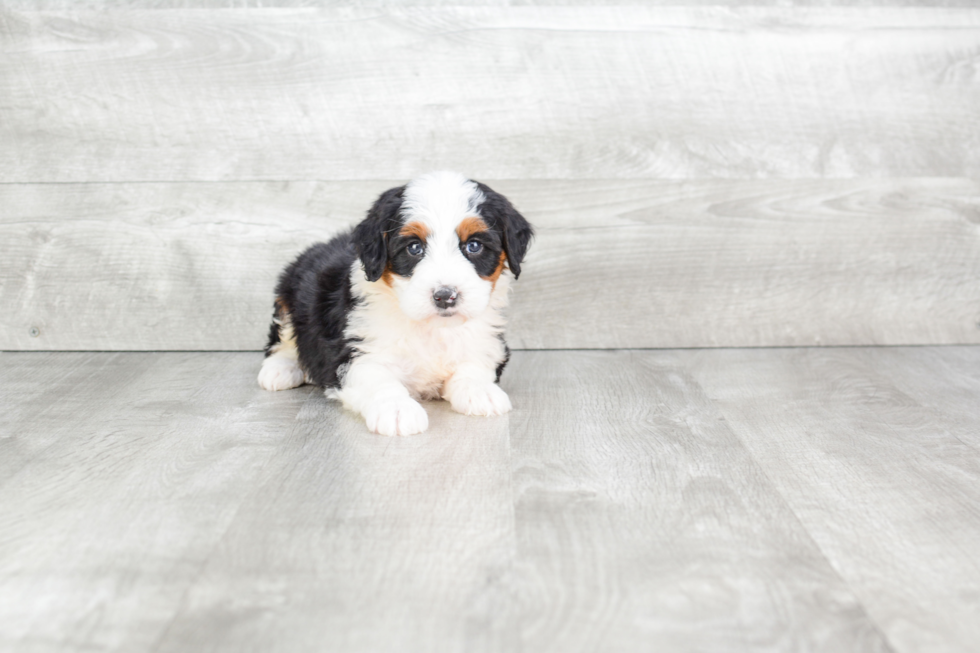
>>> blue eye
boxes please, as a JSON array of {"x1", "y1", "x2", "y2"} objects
[
  {"x1": 407, "y1": 242, "x2": 423, "y2": 256},
  {"x1": 466, "y1": 240, "x2": 483, "y2": 254}
]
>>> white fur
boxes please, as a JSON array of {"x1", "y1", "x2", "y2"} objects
[
  {"x1": 258, "y1": 353, "x2": 305, "y2": 391},
  {"x1": 258, "y1": 313, "x2": 305, "y2": 391},
  {"x1": 335, "y1": 172, "x2": 512, "y2": 436},
  {"x1": 443, "y1": 362, "x2": 513, "y2": 416},
  {"x1": 390, "y1": 173, "x2": 491, "y2": 322}
]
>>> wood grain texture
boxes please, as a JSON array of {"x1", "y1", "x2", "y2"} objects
[
  {"x1": 2, "y1": 348, "x2": 980, "y2": 651},
  {"x1": 153, "y1": 389, "x2": 517, "y2": 653},
  {"x1": 21, "y1": 1, "x2": 980, "y2": 8},
  {"x1": 0, "y1": 181, "x2": 358, "y2": 351},
  {"x1": 2, "y1": 179, "x2": 979, "y2": 350},
  {"x1": 0, "y1": 352, "x2": 311, "y2": 653},
  {"x1": 2, "y1": 7, "x2": 980, "y2": 181},
  {"x1": 683, "y1": 346, "x2": 980, "y2": 653},
  {"x1": 859, "y1": 347, "x2": 980, "y2": 452},
  {"x1": 0, "y1": 352, "x2": 138, "y2": 487},
  {"x1": 505, "y1": 350, "x2": 891, "y2": 653}
]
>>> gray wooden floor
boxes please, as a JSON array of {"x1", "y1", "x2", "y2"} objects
[{"x1": 1, "y1": 347, "x2": 978, "y2": 653}]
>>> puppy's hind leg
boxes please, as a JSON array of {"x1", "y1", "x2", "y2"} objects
[
  {"x1": 258, "y1": 303, "x2": 306, "y2": 391},
  {"x1": 258, "y1": 352, "x2": 305, "y2": 391}
]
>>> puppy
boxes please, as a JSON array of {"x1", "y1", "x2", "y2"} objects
[{"x1": 257, "y1": 172, "x2": 533, "y2": 436}]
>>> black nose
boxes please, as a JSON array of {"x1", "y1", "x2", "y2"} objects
[{"x1": 432, "y1": 286, "x2": 458, "y2": 309}]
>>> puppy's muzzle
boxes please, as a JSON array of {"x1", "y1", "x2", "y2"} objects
[{"x1": 432, "y1": 286, "x2": 458, "y2": 310}]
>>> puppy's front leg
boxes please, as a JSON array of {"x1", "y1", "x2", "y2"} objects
[
  {"x1": 338, "y1": 358, "x2": 428, "y2": 436},
  {"x1": 443, "y1": 363, "x2": 512, "y2": 417}
]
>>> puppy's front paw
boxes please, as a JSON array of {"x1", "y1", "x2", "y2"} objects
[
  {"x1": 364, "y1": 398, "x2": 429, "y2": 436},
  {"x1": 446, "y1": 382, "x2": 512, "y2": 417}
]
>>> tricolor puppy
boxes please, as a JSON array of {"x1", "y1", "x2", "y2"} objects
[{"x1": 258, "y1": 171, "x2": 533, "y2": 436}]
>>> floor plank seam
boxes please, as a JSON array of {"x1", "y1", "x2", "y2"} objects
[
  {"x1": 145, "y1": 390, "x2": 319, "y2": 653},
  {"x1": 703, "y1": 402, "x2": 902, "y2": 653}
]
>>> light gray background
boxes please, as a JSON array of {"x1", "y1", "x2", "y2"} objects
[
  {"x1": 3, "y1": 2, "x2": 978, "y2": 350},
  {"x1": 4, "y1": 5, "x2": 980, "y2": 652}
]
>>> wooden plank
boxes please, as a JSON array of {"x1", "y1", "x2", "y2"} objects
[
  {"x1": 2, "y1": 179, "x2": 979, "y2": 350},
  {"x1": 504, "y1": 350, "x2": 891, "y2": 652},
  {"x1": 0, "y1": 181, "x2": 360, "y2": 351},
  {"x1": 20, "y1": 1, "x2": 980, "y2": 8},
  {"x1": 506, "y1": 178, "x2": 980, "y2": 349},
  {"x1": 0, "y1": 352, "x2": 312, "y2": 653},
  {"x1": 4, "y1": 348, "x2": 979, "y2": 650},
  {"x1": 0, "y1": 352, "x2": 153, "y2": 490},
  {"x1": 683, "y1": 346, "x2": 980, "y2": 653},
  {"x1": 844, "y1": 346, "x2": 980, "y2": 453},
  {"x1": 153, "y1": 387, "x2": 517, "y2": 652},
  {"x1": 2, "y1": 7, "x2": 979, "y2": 182}
]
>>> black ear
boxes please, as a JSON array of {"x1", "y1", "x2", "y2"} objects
[
  {"x1": 352, "y1": 185, "x2": 405, "y2": 282},
  {"x1": 475, "y1": 183, "x2": 534, "y2": 279}
]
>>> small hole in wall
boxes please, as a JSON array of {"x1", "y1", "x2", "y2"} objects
[{"x1": 29, "y1": 326, "x2": 40, "y2": 338}]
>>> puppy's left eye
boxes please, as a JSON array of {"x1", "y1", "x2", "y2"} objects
[
  {"x1": 466, "y1": 240, "x2": 483, "y2": 254},
  {"x1": 407, "y1": 242, "x2": 424, "y2": 256}
]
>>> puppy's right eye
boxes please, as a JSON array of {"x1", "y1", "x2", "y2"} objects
[{"x1": 407, "y1": 242, "x2": 424, "y2": 256}]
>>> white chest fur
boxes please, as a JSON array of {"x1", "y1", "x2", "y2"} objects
[{"x1": 345, "y1": 268, "x2": 511, "y2": 399}]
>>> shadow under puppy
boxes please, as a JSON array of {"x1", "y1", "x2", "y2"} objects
[{"x1": 258, "y1": 171, "x2": 533, "y2": 436}]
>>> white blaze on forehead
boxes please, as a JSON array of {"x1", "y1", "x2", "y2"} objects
[
  {"x1": 390, "y1": 172, "x2": 495, "y2": 322},
  {"x1": 401, "y1": 171, "x2": 485, "y2": 236}
]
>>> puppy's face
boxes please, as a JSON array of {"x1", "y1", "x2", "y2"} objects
[{"x1": 353, "y1": 172, "x2": 533, "y2": 322}]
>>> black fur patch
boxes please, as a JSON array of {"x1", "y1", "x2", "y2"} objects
[
  {"x1": 460, "y1": 227, "x2": 504, "y2": 278},
  {"x1": 387, "y1": 229, "x2": 426, "y2": 278},
  {"x1": 351, "y1": 185, "x2": 406, "y2": 282},
  {"x1": 264, "y1": 234, "x2": 361, "y2": 388},
  {"x1": 474, "y1": 182, "x2": 534, "y2": 279},
  {"x1": 495, "y1": 337, "x2": 511, "y2": 383},
  {"x1": 263, "y1": 301, "x2": 282, "y2": 356}
]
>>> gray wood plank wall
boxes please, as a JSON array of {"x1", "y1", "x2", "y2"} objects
[
  {"x1": 5, "y1": 7, "x2": 980, "y2": 182},
  {"x1": 2, "y1": 6, "x2": 978, "y2": 350}
]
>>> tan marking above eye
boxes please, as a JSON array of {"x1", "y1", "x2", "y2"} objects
[
  {"x1": 399, "y1": 221, "x2": 430, "y2": 242},
  {"x1": 456, "y1": 216, "x2": 489, "y2": 243}
]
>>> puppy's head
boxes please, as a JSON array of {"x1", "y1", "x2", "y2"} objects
[{"x1": 352, "y1": 172, "x2": 533, "y2": 322}]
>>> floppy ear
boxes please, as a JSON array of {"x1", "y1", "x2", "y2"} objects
[
  {"x1": 352, "y1": 185, "x2": 405, "y2": 282},
  {"x1": 476, "y1": 183, "x2": 534, "y2": 279}
]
